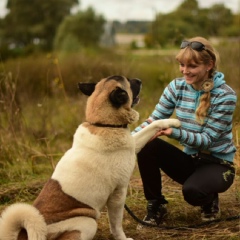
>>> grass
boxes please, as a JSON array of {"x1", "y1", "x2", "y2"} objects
[
  {"x1": 91, "y1": 165, "x2": 240, "y2": 239},
  {"x1": 0, "y1": 41, "x2": 240, "y2": 239},
  {"x1": 0, "y1": 167, "x2": 239, "y2": 239}
]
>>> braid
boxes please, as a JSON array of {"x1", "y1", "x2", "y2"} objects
[
  {"x1": 195, "y1": 69, "x2": 215, "y2": 124},
  {"x1": 195, "y1": 91, "x2": 211, "y2": 124}
]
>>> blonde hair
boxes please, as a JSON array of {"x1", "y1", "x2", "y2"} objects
[{"x1": 176, "y1": 36, "x2": 219, "y2": 124}]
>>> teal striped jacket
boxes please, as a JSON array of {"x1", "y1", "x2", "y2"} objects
[{"x1": 133, "y1": 72, "x2": 237, "y2": 162}]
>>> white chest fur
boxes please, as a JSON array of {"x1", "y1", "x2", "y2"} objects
[{"x1": 52, "y1": 125, "x2": 136, "y2": 212}]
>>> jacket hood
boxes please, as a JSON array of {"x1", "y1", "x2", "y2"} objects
[
  {"x1": 212, "y1": 71, "x2": 225, "y2": 90},
  {"x1": 189, "y1": 71, "x2": 225, "y2": 108}
]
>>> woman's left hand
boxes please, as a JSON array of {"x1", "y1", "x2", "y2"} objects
[
  {"x1": 149, "y1": 128, "x2": 173, "y2": 141},
  {"x1": 159, "y1": 128, "x2": 173, "y2": 136}
]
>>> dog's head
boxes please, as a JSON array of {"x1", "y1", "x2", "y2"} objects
[{"x1": 78, "y1": 75, "x2": 142, "y2": 126}]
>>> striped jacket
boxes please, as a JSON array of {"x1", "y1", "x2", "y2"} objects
[{"x1": 133, "y1": 72, "x2": 237, "y2": 162}]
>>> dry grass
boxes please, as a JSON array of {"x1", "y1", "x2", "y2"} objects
[
  {"x1": 0, "y1": 165, "x2": 239, "y2": 239},
  {"x1": 93, "y1": 166, "x2": 240, "y2": 240}
]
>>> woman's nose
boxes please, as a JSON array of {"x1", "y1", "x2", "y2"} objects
[{"x1": 182, "y1": 67, "x2": 189, "y2": 74}]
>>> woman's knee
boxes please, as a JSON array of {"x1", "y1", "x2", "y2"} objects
[{"x1": 182, "y1": 183, "x2": 211, "y2": 206}]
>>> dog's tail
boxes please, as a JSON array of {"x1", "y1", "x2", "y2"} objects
[{"x1": 0, "y1": 203, "x2": 47, "y2": 240}]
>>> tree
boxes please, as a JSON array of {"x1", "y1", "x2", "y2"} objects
[
  {"x1": 176, "y1": 0, "x2": 199, "y2": 19},
  {"x1": 148, "y1": 0, "x2": 201, "y2": 47},
  {"x1": 54, "y1": 7, "x2": 105, "y2": 51},
  {"x1": 207, "y1": 4, "x2": 234, "y2": 35},
  {"x1": 2, "y1": 0, "x2": 79, "y2": 51},
  {"x1": 147, "y1": 0, "x2": 236, "y2": 48},
  {"x1": 220, "y1": 13, "x2": 240, "y2": 36}
]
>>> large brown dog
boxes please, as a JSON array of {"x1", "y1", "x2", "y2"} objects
[{"x1": 0, "y1": 75, "x2": 180, "y2": 240}]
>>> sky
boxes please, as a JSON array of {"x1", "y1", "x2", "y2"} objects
[{"x1": 0, "y1": 0, "x2": 239, "y2": 21}]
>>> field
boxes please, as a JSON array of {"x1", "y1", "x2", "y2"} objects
[{"x1": 0, "y1": 41, "x2": 239, "y2": 239}]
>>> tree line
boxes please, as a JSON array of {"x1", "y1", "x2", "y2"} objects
[
  {"x1": 0, "y1": 0, "x2": 106, "y2": 58},
  {"x1": 0, "y1": 0, "x2": 239, "y2": 59},
  {"x1": 145, "y1": 0, "x2": 239, "y2": 47}
]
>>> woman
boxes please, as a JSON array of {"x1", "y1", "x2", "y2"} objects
[{"x1": 132, "y1": 36, "x2": 237, "y2": 227}]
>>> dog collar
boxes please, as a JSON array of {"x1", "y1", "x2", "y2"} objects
[{"x1": 89, "y1": 122, "x2": 128, "y2": 128}]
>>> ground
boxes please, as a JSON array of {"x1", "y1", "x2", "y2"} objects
[
  {"x1": 0, "y1": 165, "x2": 239, "y2": 240},
  {"x1": 95, "y1": 166, "x2": 240, "y2": 240}
]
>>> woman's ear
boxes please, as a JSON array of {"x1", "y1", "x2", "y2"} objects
[{"x1": 207, "y1": 60, "x2": 214, "y2": 71}]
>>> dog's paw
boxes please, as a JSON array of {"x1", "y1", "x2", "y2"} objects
[
  {"x1": 151, "y1": 118, "x2": 181, "y2": 130},
  {"x1": 168, "y1": 119, "x2": 181, "y2": 128},
  {"x1": 111, "y1": 229, "x2": 134, "y2": 240}
]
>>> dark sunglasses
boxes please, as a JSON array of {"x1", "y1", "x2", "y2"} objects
[
  {"x1": 180, "y1": 40, "x2": 216, "y2": 60},
  {"x1": 180, "y1": 41, "x2": 206, "y2": 51}
]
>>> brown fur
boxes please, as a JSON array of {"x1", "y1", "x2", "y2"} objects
[
  {"x1": 48, "y1": 231, "x2": 81, "y2": 240},
  {"x1": 85, "y1": 79, "x2": 137, "y2": 125},
  {"x1": 33, "y1": 179, "x2": 97, "y2": 225}
]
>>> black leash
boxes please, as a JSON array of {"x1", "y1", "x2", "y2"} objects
[{"x1": 124, "y1": 204, "x2": 240, "y2": 230}]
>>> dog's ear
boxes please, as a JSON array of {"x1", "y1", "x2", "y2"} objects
[
  {"x1": 109, "y1": 87, "x2": 128, "y2": 108},
  {"x1": 78, "y1": 83, "x2": 96, "y2": 96}
]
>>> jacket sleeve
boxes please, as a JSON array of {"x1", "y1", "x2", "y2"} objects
[
  {"x1": 132, "y1": 80, "x2": 177, "y2": 134},
  {"x1": 169, "y1": 90, "x2": 237, "y2": 150}
]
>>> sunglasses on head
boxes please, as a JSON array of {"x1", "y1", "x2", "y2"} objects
[{"x1": 180, "y1": 41, "x2": 206, "y2": 51}]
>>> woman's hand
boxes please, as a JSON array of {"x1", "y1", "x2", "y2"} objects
[
  {"x1": 159, "y1": 128, "x2": 173, "y2": 136},
  {"x1": 149, "y1": 128, "x2": 173, "y2": 141}
]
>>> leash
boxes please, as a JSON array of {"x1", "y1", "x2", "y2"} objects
[{"x1": 124, "y1": 204, "x2": 240, "y2": 230}]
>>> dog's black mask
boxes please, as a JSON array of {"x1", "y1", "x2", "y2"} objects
[{"x1": 78, "y1": 75, "x2": 141, "y2": 108}]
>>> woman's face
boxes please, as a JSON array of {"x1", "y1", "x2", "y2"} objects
[{"x1": 179, "y1": 60, "x2": 213, "y2": 90}]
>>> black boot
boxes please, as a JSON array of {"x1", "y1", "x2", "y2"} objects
[
  {"x1": 137, "y1": 198, "x2": 168, "y2": 229},
  {"x1": 201, "y1": 193, "x2": 220, "y2": 221}
]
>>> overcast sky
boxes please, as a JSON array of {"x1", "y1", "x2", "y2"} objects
[{"x1": 0, "y1": 0, "x2": 239, "y2": 21}]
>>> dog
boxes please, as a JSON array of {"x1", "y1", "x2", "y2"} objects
[{"x1": 0, "y1": 75, "x2": 181, "y2": 240}]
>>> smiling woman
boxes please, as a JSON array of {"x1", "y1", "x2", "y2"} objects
[
  {"x1": 132, "y1": 36, "x2": 237, "y2": 228},
  {"x1": 176, "y1": 37, "x2": 219, "y2": 123}
]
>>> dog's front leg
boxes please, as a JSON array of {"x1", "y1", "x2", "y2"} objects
[
  {"x1": 107, "y1": 187, "x2": 133, "y2": 240},
  {"x1": 133, "y1": 119, "x2": 181, "y2": 154}
]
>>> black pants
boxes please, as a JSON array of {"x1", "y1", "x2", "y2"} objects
[{"x1": 137, "y1": 138, "x2": 235, "y2": 206}]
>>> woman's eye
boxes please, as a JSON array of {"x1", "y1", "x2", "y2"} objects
[{"x1": 189, "y1": 64, "x2": 198, "y2": 68}]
